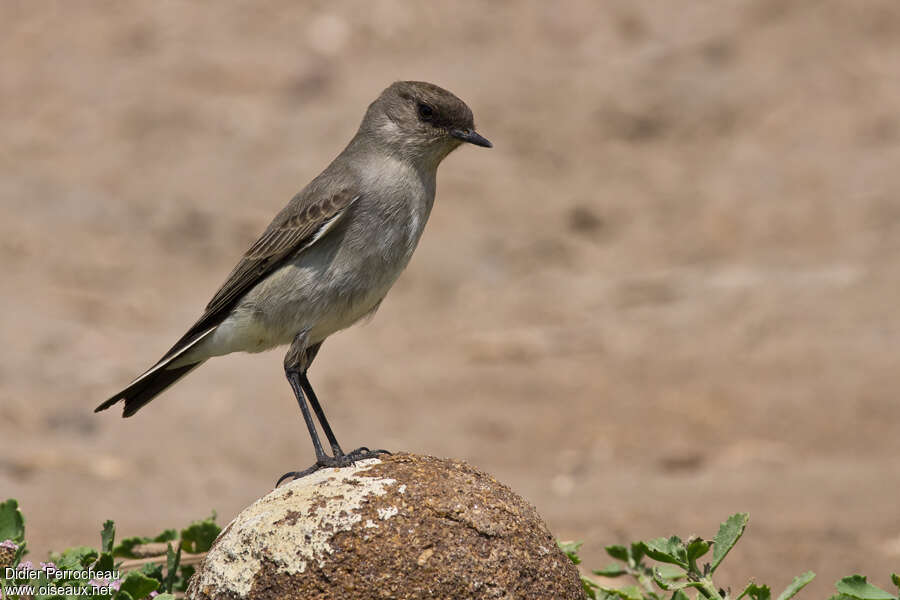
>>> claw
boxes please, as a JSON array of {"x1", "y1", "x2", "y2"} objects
[
  {"x1": 275, "y1": 447, "x2": 392, "y2": 487},
  {"x1": 345, "y1": 447, "x2": 391, "y2": 460},
  {"x1": 276, "y1": 466, "x2": 321, "y2": 487}
]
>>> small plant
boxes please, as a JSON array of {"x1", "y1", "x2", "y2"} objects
[
  {"x1": 0, "y1": 498, "x2": 220, "y2": 600},
  {"x1": 5, "y1": 499, "x2": 898, "y2": 600},
  {"x1": 561, "y1": 513, "x2": 900, "y2": 600}
]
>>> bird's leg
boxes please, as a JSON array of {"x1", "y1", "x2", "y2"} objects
[
  {"x1": 276, "y1": 333, "x2": 391, "y2": 487},
  {"x1": 302, "y1": 343, "x2": 391, "y2": 464},
  {"x1": 282, "y1": 332, "x2": 330, "y2": 466},
  {"x1": 297, "y1": 375, "x2": 343, "y2": 457},
  {"x1": 298, "y1": 374, "x2": 390, "y2": 462}
]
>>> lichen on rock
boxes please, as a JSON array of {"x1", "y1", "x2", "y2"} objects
[{"x1": 188, "y1": 453, "x2": 583, "y2": 600}]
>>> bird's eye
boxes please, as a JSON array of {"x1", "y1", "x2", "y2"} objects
[{"x1": 417, "y1": 103, "x2": 435, "y2": 120}]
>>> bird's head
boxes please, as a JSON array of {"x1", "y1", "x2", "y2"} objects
[{"x1": 360, "y1": 81, "x2": 492, "y2": 166}]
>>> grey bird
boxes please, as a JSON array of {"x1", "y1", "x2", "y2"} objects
[{"x1": 95, "y1": 81, "x2": 492, "y2": 483}]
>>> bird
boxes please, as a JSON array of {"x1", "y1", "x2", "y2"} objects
[{"x1": 95, "y1": 81, "x2": 492, "y2": 484}]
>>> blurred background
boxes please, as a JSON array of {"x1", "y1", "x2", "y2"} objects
[{"x1": 2, "y1": 1, "x2": 899, "y2": 596}]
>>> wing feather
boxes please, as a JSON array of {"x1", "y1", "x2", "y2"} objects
[{"x1": 160, "y1": 188, "x2": 360, "y2": 360}]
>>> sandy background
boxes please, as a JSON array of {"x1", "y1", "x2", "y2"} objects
[{"x1": 2, "y1": 1, "x2": 899, "y2": 597}]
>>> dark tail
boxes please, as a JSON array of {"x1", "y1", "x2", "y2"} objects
[{"x1": 95, "y1": 361, "x2": 203, "y2": 417}]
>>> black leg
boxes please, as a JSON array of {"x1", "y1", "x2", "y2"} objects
[
  {"x1": 277, "y1": 332, "x2": 335, "y2": 485},
  {"x1": 285, "y1": 370, "x2": 329, "y2": 463},
  {"x1": 299, "y1": 342, "x2": 343, "y2": 456},
  {"x1": 276, "y1": 333, "x2": 392, "y2": 487},
  {"x1": 299, "y1": 373, "x2": 344, "y2": 457}
]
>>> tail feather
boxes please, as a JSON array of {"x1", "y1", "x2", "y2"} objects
[
  {"x1": 96, "y1": 326, "x2": 216, "y2": 417},
  {"x1": 95, "y1": 361, "x2": 203, "y2": 417}
]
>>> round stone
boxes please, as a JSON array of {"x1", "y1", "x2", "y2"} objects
[{"x1": 188, "y1": 453, "x2": 583, "y2": 599}]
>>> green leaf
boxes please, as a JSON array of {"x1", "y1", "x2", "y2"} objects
[
  {"x1": 776, "y1": 571, "x2": 816, "y2": 600},
  {"x1": 0, "y1": 498, "x2": 26, "y2": 542},
  {"x1": 605, "y1": 544, "x2": 629, "y2": 562},
  {"x1": 891, "y1": 574, "x2": 899, "y2": 591},
  {"x1": 13, "y1": 541, "x2": 28, "y2": 566},
  {"x1": 582, "y1": 576, "x2": 600, "y2": 599},
  {"x1": 113, "y1": 530, "x2": 177, "y2": 558},
  {"x1": 635, "y1": 571, "x2": 657, "y2": 597},
  {"x1": 711, "y1": 513, "x2": 749, "y2": 572},
  {"x1": 596, "y1": 585, "x2": 644, "y2": 600},
  {"x1": 152, "y1": 530, "x2": 177, "y2": 543},
  {"x1": 593, "y1": 563, "x2": 627, "y2": 577},
  {"x1": 616, "y1": 585, "x2": 644, "y2": 600},
  {"x1": 113, "y1": 536, "x2": 150, "y2": 558},
  {"x1": 155, "y1": 595, "x2": 177, "y2": 600},
  {"x1": 175, "y1": 564, "x2": 195, "y2": 592},
  {"x1": 642, "y1": 536, "x2": 688, "y2": 568},
  {"x1": 117, "y1": 571, "x2": 160, "y2": 599},
  {"x1": 656, "y1": 565, "x2": 685, "y2": 580},
  {"x1": 139, "y1": 560, "x2": 164, "y2": 581},
  {"x1": 737, "y1": 582, "x2": 771, "y2": 600},
  {"x1": 164, "y1": 542, "x2": 181, "y2": 593},
  {"x1": 101, "y1": 520, "x2": 115, "y2": 554},
  {"x1": 685, "y1": 537, "x2": 711, "y2": 564},
  {"x1": 56, "y1": 546, "x2": 99, "y2": 571},
  {"x1": 835, "y1": 575, "x2": 895, "y2": 600},
  {"x1": 653, "y1": 565, "x2": 690, "y2": 591},
  {"x1": 653, "y1": 572, "x2": 686, "y2": 592},
  {"x1": 629, "y1": 542, "x2": 645, "y2": 565},
  {"x1": 558, "y1": 540, "x2": 583, "y2": 565},
  {"x1": 112, "y1": 591, "x2": 134, "y2": 600},
  {"x1": 671, "y1": 591, "x2": 691, "y2": 600},
  {"x1": 180, "y1": 514, "x2": 220, "y2": 553},
  {"x1": 94, "y1": 551, "x2": 115, "y2": 573}
]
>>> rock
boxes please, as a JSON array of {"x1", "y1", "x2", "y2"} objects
[{"x1": 187, "y1": 453, "x2": 583, "y2": 600}]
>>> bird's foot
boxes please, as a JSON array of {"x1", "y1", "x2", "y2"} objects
[
  {"x1": 275, "y1": 464, "x2": 322, "y2": 486},
  {"x1": 275, "y1": 447, "x2": 392, "y2": 487},
  {"x1": 344, "y1": 446, "x2": 392, "y2": 461}
]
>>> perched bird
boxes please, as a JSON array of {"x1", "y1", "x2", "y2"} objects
[{"x1": 95, "y1": 81, "x2": 491, "y2": 483}]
